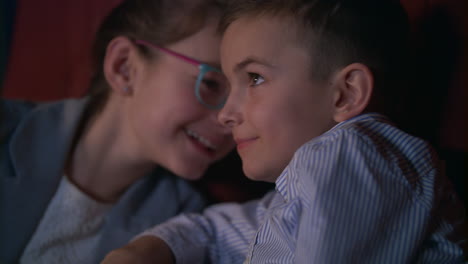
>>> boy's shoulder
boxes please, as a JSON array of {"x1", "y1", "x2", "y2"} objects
[
  {"x1": 285, "y1": 113, "x2": 439, "y2": 193},
  {"x1": 297, "y1": 113, "x2": 433, "y2": 160}
]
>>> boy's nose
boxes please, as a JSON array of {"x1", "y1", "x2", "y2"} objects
[
  {"x1": 218, "y1": 96, "x2": 242, "y2": 128},
  {"x1": 208, "y1": 108, "x2": 232, "y2": 135}
]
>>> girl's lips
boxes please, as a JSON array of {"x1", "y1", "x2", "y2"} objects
[
  {"x1": 185, "y1": 129, "x2": 217, "y2": 150},
  {"x1": 235, "y1": 137, "x2": 258, "y2": 150},
  {"x1": 187, "y1": 134, "x2": 216, "y2": 158},
  {"x1": 184, "y1": 129, "x2": 218, "y2": 158}
]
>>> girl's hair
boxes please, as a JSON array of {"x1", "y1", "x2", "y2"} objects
[
  {"x1": 87, "y1": 0, "x2": 223, "y2": 115},
  {"x1": 220, "y1": 0, "x2": 411, "y2": 120}
]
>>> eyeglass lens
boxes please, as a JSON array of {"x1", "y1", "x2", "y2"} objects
[{"x1": 196, "y1": 67, "x2": 229, "y2": 109}]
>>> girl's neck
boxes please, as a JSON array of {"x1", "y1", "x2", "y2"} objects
[{"x1": 66, "y1": 97, "x2": 156, "y2": 203}]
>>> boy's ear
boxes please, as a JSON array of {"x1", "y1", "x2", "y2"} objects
[
  {"x1": 103, "y1": 36, "x2": 138, "y2": 96},
  {"x1": 331, "y1": 63, "x2": 373, "y2": 122}
]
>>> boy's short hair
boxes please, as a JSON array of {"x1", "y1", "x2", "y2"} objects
[{"x1": 221, "y1": 0, "x2": 411, "y2": 118}]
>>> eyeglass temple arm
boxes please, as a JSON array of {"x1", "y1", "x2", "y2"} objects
[{"x1": 134, "y1": 39, "x2": 200, "y2": 66}]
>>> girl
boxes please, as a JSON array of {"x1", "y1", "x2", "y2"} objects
[{"x1": 0, "y1": 0, "x2": 234, "y2": 263}]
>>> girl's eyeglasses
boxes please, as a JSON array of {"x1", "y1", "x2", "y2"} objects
[{"x1": 135, "y1": 39, "x2": 228, "y2": 110}]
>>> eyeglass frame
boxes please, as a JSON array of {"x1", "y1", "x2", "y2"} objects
[{"x1": 134, "y1": 39, "x2": 226, "y2": 110}]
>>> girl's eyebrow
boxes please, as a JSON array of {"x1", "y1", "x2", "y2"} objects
[{"x1": 233, "y1": 56, "x2": 276, "y2": 73}]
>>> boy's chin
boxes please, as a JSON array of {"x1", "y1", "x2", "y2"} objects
[{"x1": 244, "y1": 167, "x2": 278, "y2": 183}]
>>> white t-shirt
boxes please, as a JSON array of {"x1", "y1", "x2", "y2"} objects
[{"x1": 20, "y1": 176, "x2": 112, "y2": 264}]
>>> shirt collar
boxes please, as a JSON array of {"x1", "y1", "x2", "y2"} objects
[
  {"x1": 331, "y1": 112, "x2": 391, "y2": 131},
  {"x1": 275, "y1": 163, "x2": 303, "y2": 203}
]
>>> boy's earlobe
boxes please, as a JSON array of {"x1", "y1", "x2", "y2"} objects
[
  {"x1": 103, "y1": 36, "x2": 136, "y2": 96},
  {"x1": 333, "y1": 63, "x2": 373, "y2": 122}
]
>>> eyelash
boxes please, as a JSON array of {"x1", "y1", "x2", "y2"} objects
[{"x1": 247, "y1": 72, "x2": 265, "y2": 86}]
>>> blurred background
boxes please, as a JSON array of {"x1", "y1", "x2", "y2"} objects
[{"x1": 0, "y1": 0, "x2": 466, "y2": 205}]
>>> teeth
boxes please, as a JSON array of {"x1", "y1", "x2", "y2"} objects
[{"x1": 185, "y1": 129, "x2": 217, "y2": 150}]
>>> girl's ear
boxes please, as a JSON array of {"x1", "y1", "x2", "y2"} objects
[
  {"x1": 331, "y1": 63, "x2": 373, "y2": 122},
  {"x1": 103, "y1": 36, "x2": 138, "y2": 96}
]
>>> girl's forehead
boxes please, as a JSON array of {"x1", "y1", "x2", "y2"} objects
[{"x1": 168, "y1": 21, "x2": 222, "y2": 65}]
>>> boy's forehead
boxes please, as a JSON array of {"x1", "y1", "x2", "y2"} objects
[
  {"x1": 221, "y1": 16, "x2": 304, "y2": 65},
  {"x1": 224, "y1": 15, "x2": 297, "y2": 42}
]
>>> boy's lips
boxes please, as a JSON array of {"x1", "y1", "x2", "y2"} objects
[{"x1": 235, "y1": 137, "x2": 259, "y2": 150}]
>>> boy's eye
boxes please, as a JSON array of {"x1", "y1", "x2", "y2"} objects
[{"x1": 248, "y1": 73, "x2": 265, "y2": 86}]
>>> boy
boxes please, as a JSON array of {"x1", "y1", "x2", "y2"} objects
[{"x1": 102, "y1": 0, "x2": 466, "y2": 263}]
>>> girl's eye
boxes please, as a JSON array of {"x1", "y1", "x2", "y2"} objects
[{"x1": 248, "y1": 73, "x2": 265, "y2": 86}]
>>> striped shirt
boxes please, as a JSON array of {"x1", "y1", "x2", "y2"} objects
[{"x1": 143, "y1": 113, "x2": 466, "y2": 263}]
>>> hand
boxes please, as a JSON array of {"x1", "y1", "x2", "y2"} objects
[{"x1": 101, "y1": 236, "x2": 175, "y2": 264}]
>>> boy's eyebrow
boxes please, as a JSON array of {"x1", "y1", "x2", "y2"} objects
[{"x1": 233, "y1": 56, "x2": 276, "y2": 73}]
